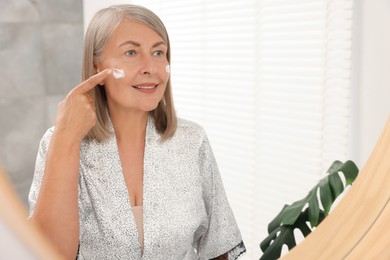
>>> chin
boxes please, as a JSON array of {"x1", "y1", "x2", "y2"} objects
[{"x1": 141, "y1": 102, "x2": 160, "y2": 112}]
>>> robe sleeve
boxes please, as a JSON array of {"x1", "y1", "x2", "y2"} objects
[
  {"x1": 197, "y1": 132, "x2": 246, "y2": 260},
  {"x1": 28, "y1": 127, "x2": 54, "y2": 217}
]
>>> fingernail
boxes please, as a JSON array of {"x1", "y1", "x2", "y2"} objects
[{"x1": 106, "y1": 69, "x2": 113, "y2": 74}]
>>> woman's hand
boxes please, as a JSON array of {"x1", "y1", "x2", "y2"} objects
[{"x1": 54, "y1": 69, "x2": 112, "y2": 142}]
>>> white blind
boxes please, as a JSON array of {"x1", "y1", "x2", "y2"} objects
[
  {"x1": 256, "y1": 0, "x2": 354, "y2": 258},
  {"x1": 132, "y1": 0, "x2": 354, "y2": 258}
]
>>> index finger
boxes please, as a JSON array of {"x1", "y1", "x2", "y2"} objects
[{"x1": 71, "y1": 69, "x2": 113, "y2": 95}]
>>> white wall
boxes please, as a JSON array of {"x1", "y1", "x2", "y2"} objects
[{"x1": 356, "y1": 0, "x2": 390, "y2": 167}]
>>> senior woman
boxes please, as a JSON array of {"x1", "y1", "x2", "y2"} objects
[{"x1": 28, "y1": 4, "x2": 246, "y2": 259}]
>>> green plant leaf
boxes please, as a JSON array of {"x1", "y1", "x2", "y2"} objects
[
  {"x1": 307, "y1": 189, "x2": 320, "y2": 227},
  {"x1": 260, "y1": 226, "x2": 296, "y2": 260},
  {"x1": 319, "y1": 177, "x2": 332, "y2": 214},
  {"x1": 260, "y1": 160, "x2": 359, "y2": 259},
  {"x1": 277, "y1": 198, "x2": 307, "y2": 226},
  {"x1": 295, "y1": 209, "x2": 316, "y2": 237},
  {"x1": 329, "y1": 172, "x2": 344, "y2": 199},
  {"x1": 268, "y1": 206, "x2": 287, "y2": 233},
  {"x1": 326, "y1": 160, "x2": 343, "y2": 175},
  {"x1": 339, "y1": 160, "x2": 359, "y2": 185},
  {"x1": 260, "y1": 209, "x2": 317, "y2": 260}
]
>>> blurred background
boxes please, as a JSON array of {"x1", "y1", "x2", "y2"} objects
[
  {"x1": 0, "y1": 0, "x2": 83, "y2": 206},
  {"x1": 1, "y1": 0, "x2": 390, "y2": 258}
]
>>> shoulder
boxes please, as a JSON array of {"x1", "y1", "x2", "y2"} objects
[
  {"x1": 43, "y1": 126, "x2": 55, "y2": 137},
  {"x1": 39, "y1": 126, "x2": 55, "y2": 148},
  {"x1": 33, "y1": 126, "x2": 55, "y2": 161},
  {"x1": 158, "y1": 117, "x2": 210, "y2": 151},
  {"x1": 174, "y1": 118, "x2": 208, "y2": 142},
  {"x1": 176, "y1": 117, "x2": 206, "y2": 134}
]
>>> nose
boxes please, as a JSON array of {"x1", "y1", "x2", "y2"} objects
[{"x1": 139, "y1": 55, "x2": 157, "y2": 75}]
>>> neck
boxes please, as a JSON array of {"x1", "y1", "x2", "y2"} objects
[{"x1": 108, "y1": 107, "x2": 149, "y2": 143}]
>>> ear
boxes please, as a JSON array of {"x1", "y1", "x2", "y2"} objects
[{"x1": 94, "y1": 62, "x2": 102, "y2": 73}]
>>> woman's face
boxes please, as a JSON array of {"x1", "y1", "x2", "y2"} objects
[{"x1": 96, "y1": 19, "x2": 169, "y2": 113}]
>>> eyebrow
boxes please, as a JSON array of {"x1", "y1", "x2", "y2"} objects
[{"x1": 119, "y1": 40, "x2": 167, "y2": 48}]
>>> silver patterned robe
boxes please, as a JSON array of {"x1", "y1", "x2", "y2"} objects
[{"x1": 29, "y1": 116, "x2": 246, "y2": 259}]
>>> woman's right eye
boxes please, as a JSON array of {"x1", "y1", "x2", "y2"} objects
[{"x1": 126, "y1": 50, "x2": 136, "y2": 56}]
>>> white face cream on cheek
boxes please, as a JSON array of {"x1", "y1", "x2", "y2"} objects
[
  {"x1": 165, "y1": 64, "x2": 170, "y2": 74},
  {"x1": 112, "y1": 68, "x2": 125, "y2": 79}
]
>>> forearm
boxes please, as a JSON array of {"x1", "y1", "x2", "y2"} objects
[{"x1": 30, "y1": 132, "x2": 81, "y2": 259}]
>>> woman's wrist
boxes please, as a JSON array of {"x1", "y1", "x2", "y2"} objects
[{"x1": 51, "y1": 128, "x2": 84, "y2": 150}]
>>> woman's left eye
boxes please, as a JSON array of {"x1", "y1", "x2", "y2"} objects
[{"x1": 153, "y1": 50, "x2": 164, "y2": 57}]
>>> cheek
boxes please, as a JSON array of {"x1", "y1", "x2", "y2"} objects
[
  {"x1": 103, "y1": 83, "x2": 117, "y2": 98},
  {"x1": 160, "y1": 62, "x2": 170, "y2": 81}
]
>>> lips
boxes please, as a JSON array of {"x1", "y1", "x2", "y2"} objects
[
  {"x1": 132, "y1": 83, "x2": 158, "y2": 89},
  {"x1": 132, "y1": 85, "x2": 157, "y2": 89}
]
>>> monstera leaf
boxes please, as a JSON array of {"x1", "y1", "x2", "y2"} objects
[{"x1": 259, "y1": 160, "x2": 359, "y2": 260}]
